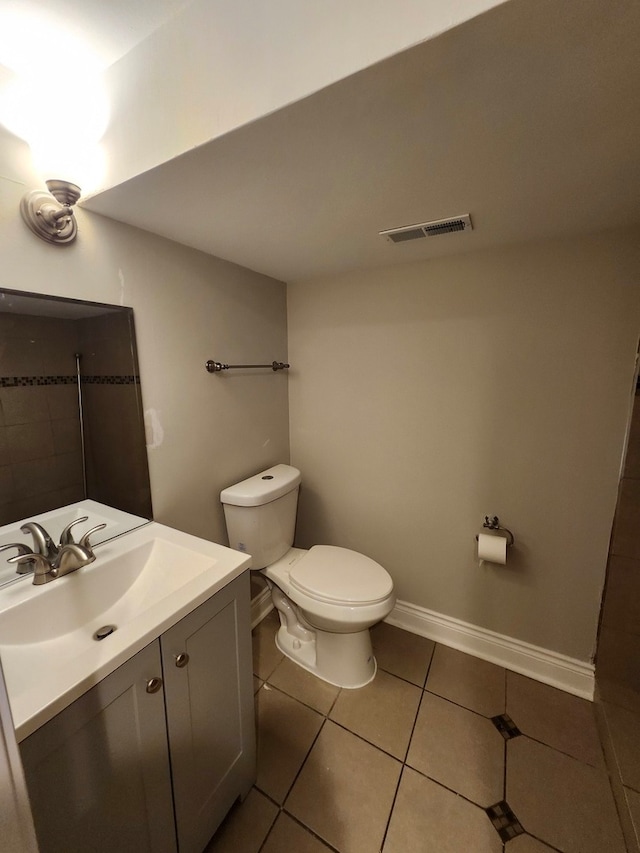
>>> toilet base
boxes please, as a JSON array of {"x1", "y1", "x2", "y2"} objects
[{"x1": 274, "y1": 622, "x2": 377, "y2": 689}]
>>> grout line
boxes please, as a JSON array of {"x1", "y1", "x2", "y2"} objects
[
  {"x1": 280, "y1": 715, "x2": 327, "y2": 806},
  {"x1": 422, "y1": 686, "x2": 504, "y2": 721},
  {"x1": 254, "y1": 801, "x2": 280, "y2": 853},
  {"x1": 379, "y1": 764, "x2": 407, "y2": 851},
  {"x1": 282, "y1": 809, "x2": 342, "y2": 852},
  {"x1": 406, "y1": 762, "x2": 501, "y2": 812},
  {"x1": 380, "y1": 683, "x2": 433, "y2": 851}
]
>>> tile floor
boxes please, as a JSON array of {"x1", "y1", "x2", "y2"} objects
[{"x1": 207, "y1": 611, "x2": 632, "y2": 853}]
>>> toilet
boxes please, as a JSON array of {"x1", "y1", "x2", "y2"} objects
[{"x1": 220, "y1": 464, "x2": 395, "y2": 688}]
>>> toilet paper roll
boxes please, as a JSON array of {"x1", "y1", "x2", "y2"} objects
[{"x1": 477, "y1": 533, "x2": 507, "y2": 565}]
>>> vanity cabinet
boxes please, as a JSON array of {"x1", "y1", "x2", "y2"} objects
[{"x1": 20, "y1": 573, "x2": 255, "y2": 853}]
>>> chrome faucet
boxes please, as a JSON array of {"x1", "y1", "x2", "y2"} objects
[
  {"x1": 20, "y1": 522, "x2": 58, "y2": 561},
  {"x1": 9, "y1": 542, "x2": 97, "y2": 585},
  {"x1": 4, "y1": 519, "x2": 107, "y2": 584}
]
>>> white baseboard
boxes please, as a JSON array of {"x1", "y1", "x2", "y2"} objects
[
  {"x1": 386, "y1": 599, "x2": 595, "y2": 701},
  {"x1": 251, "y1": 586, "x2": 274, "y2": 629}
]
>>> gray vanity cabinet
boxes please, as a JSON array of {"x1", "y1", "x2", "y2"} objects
[
  {"x1": 161, "y1": 573, "x2": 256, "y2": 853},
  {"x1": 20, "y1": 572, "x2": 255, "y2": 853},
  {"x1": 20, "y1": 641, "x2": 177, "y2": 853}
]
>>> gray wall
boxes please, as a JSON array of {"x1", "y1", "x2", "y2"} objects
[
  {"x1": 0, "y1": 126, "x2": 290, "y2": 545},
  {"x1": 288, "y1": 231, "x2": 640, "y2": 663}
]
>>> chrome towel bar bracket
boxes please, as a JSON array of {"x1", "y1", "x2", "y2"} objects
[{"x1": 205, "y1": 360, "x2": 290, "y2": 373}]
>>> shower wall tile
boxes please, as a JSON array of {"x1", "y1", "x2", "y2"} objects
[
  {"x1": 46, "y1": 385, "x2": 80, "y2": 419},
  {"x1": 51, "y1": 417, "x2": 82, "y2": 456},
  {"x1": 611, "y1": 478, "x2": 640, "y2": 560},
  {"x1": 0, "y1": 338, "x2": 46, "y2": 377},
  {"x1": 0, "y1": 464, "x2": 14, "y2": 507},
  {"x1": 7, "y1": 486, "x2": 84, "y2": 523},
  {"x1": 601, "y1": 555, "x2": 640, "y2": 636},
  {"x1": 4, "y1": 422, "x2": 55, "y2": 464},
  {"x1": 80, "y1": 312, "x2": 137, "y2": 377},
  {"x1": 597, "y1": 626, "x2": 640, "y2": 696},
  {"x1": 623, "y1": 396, "x2": 640, "y2": 479},
  {"x1": 11, "y1": 457, "x2": 61, "y2": 501},
  {"x1": 1, "y1": 387, "x2": 50, "y2": 425},
  {"x1": 51, "y1": 451, "x2": 84, "y2": 490}
]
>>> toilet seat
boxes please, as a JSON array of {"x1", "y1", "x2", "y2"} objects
[{"x1": 289, "y1": 545, "x2": 393, "y2": 606}]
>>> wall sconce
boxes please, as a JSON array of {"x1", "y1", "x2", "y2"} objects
[{"x1": 20, "y1": 179, "x2": 81, "y2": 245}]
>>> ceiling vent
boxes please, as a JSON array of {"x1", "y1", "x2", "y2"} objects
[{"x1": 380, "y1": 214, "x2": 473, "y2": 243}]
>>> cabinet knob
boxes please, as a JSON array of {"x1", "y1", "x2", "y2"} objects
[
  {"x1": 175, "y1": 652, "x2": 190, "y2": 668},
  {"x1": 146, "y1": 677, "x2": 163, "y2": 694}
]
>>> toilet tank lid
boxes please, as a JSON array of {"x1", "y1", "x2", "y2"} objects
[{"x1": 220, "y1": 464, "x2": 301, "y2": 507}]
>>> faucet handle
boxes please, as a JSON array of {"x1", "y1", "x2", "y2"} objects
[
  {"x1": 78, "y1": 523, "x2": 107, "y2": 550},
  {"x1": 0, "y1": 543, "x2": 36, "y2": 575},
  {"x1": 59, "y1": 516, "x2": 90, "y2": 546},
  {"x1": 8, "y1": 552, "x2": 53, "y2": 584}
]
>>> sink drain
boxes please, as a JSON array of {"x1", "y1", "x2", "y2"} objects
[{"x1": 93, "y1": 625, "x2": 117, "y2": 641}]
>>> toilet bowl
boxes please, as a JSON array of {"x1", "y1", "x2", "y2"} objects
[{"x1": 220, "y1": 464, "x2": 395, "y2": 688}]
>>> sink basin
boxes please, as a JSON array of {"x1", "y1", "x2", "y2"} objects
[
  {"x1": 0, "y1": 538, "x2": 219, "y2": 646},
  {"x1": 0, "y1": 522, "x2": 251, "y2": 740}
]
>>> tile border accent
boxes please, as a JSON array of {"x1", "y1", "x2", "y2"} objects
[
  {"x1": 491, "y1": 713, "x2": 522, "y2": 740},
  {"x1": 0, "y1": 375, "x2": 140, "y2": 387},
  {"x1": 486, "y1": 800, "x2": 525, "y2": 842},
  {"x1": 386, "y1": 599, "x2": 595, "y2": 700}
]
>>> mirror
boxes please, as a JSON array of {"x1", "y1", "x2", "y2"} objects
[{"x1": 0, "y1": 288, "x2": 152, "y2": 584}]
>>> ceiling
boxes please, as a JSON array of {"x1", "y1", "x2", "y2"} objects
[
  {"x1": 0, "y1": 0, "x2": 194, "y2": 69},
  {"x1": 78, "y1": 0, "x2": 640, "y2": 282}
]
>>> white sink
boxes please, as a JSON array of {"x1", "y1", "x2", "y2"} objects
[{"x1": 0, "y1": 523, "x2": 251, "y2": 741}]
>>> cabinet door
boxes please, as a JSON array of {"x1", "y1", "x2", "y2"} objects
[
  {"x1": 161, "y1": 572, "x2": 256, "y2": 853},
  {"x1": 20, "y1": 642, "x2": 177, "y2": 853}
]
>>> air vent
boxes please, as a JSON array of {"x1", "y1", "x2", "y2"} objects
[{"x1": 380, "y1": 214, "x2": 473, "y2": 243}]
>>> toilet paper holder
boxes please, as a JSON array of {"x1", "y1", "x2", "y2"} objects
[{"x1": 475, "y1": 515, "x2": 515, "y2": 548}]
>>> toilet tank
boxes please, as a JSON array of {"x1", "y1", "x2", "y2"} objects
[{"x1": 220, "y1": 464, "x2": 302, "y2": 569}]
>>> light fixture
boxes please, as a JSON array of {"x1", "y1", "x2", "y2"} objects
[{"x1": 20, "y1": 179, "x2": 81, "y2": 245}]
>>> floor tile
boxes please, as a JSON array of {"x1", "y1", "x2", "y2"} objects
[
  {"x1": 604, "y1": 702, "x2": 640, "y2": 791},
  {"x1": 252, "y1": 610, "x2": 284, "y2": 680},
  {"x1": 371, "y1": 622, "x2": 435, "y2": 686},
  {"x1": 407, "y1": 692, "x2": 504, "y2": 807},
  {"x1": 270, "y1": 656, "x2": 341, "y2": 715},
  {"x1": 506, "y1": 834, "x2": 559, "y2": 852},
  {"x1": 383, "y1": 766, "x2": 502, "y2": 853},
  {"x1": 255, "y1": 684, "x2": 324, "y2": 803},
  {"x1": 507, "y1": 736, "x2": 626, "y2": 853},
  {"x1": 507, "y1": 672, "x2": 604, "y2": 767},
  {"x1": 253, "y1": 676, "x2": 263, "y2": 694},
  {"x1": 329, "y1": 668, "x2": 421, "y2": 759},
  {"x1": 286, "y1": 720, "x2": 401, "y2": 853},
  {"x1": 426, "y1": 645, "x2": 506, "y2": 717},
  {"x1": 204, "y1": 788, "x2": 277, "y2": 852},
  {"x1": 626, "y1": 787, "x2": 640, "y2": 842},
  {"x1": 262, "y1": 813, "x2": 334, "y2": 853}
]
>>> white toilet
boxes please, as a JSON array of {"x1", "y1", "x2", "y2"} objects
[{"x1": 220, "y1": 464, "x2": 395, "y2": 688}]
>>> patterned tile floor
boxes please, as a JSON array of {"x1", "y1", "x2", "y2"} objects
[{"x1": 206, "y1": 611, "x2": 632, "y2": 853}]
